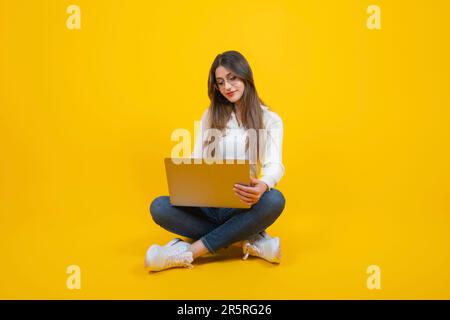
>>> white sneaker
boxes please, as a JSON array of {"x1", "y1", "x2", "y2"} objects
[
  {"x1": 144, "y1": 238, "x2": 194, "y2": 272},
  {"x1": 242, "y1": 231, "x2": 281, "y2": 264}
]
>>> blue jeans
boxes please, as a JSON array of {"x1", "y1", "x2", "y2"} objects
[{"x1": 149, "y1": 189, "x2": 286, "y2": 253}]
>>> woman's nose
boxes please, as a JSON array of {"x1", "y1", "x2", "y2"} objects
[{"x1": 225, "y1": 81, "x2": 233, "y2": 90}]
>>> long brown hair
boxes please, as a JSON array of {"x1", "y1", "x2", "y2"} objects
[{"x1": 204, "y1": 51, "x2": 269, "y2": 177}]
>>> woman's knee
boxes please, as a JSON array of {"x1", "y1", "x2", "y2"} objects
[
  {"x1": 259, "y1": 188, "x2": 286, "y2": 217},
  {"x1": 149, "y1": 196, "x2": 170, "y2": 225}
]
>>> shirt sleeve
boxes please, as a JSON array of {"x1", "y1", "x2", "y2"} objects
[
  {"x1": 259, "y1": 112, "x2": 285, "y2": 190},
  {"x1": 191, "y1": 108, "x2": 209, "y2": 159}
]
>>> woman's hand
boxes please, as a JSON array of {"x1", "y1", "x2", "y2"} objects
[{"x1": 233, "y1": 177, "x2": 268, "y2": 206}]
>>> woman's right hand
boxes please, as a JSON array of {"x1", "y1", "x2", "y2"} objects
[{"x1": 233, "y1": 177, "x2": 268, "y2": 206}]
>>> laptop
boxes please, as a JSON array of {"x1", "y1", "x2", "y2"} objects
[{"x1": 164, "y1": 157, "x2": 251, "y2": 209}]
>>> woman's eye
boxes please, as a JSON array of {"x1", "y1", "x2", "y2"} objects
[{"x1": 230, "y1": 76, "x2": 236, "y2": 80}]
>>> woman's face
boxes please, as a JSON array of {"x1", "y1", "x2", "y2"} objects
[{"x1": 215, "y1": 66, "x2": 245, "y2": 104}]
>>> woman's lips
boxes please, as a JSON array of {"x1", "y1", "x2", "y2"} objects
[{"x1": 226, "y1": 91, "x2": 236, "y2": 97}]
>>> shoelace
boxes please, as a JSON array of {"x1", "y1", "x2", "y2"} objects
[
  {"x1": 242, "y1": 231, "x2": 269, "y2": 260},
  {"x1": 242, "y1": 238, "x2": 281, "y2": 263},
  {"x1": 242, "y1": 242, "x2": 261, "y2": 260},
  {"x1": 166, "y1": 252, "x2": 194, "y2": 269}
]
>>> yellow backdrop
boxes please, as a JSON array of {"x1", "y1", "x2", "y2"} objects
[{"x1": 1, "y1": 0, "x2": 449, "y2": 299}]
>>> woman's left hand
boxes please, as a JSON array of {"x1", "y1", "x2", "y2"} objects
[{"x1": 233, "y1": 177, "x2": 268, "y2": 206}]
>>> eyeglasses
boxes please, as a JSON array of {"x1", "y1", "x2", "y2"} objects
[{"x1": 215, "y1": 75, "x2": 241, "y2": 89}]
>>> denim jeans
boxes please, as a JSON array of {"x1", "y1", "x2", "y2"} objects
[{"x1": 149, "y1": 188, "x2": 286, "y2": 253}]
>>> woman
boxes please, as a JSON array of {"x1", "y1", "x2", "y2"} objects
[{"x1": 145, "y1": 50, "x2": 286, "y2": 272}]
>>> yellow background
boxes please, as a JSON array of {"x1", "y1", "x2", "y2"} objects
[{"x1": 1, "y1": 0, "x2": 449, "y2": 299}]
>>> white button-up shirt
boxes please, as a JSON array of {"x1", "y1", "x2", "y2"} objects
[{"x1": 192, "y1": 104, "x2": 285, "y2": 190}]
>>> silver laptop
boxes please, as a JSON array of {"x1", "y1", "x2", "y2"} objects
[{"x1": 164, "y1": 157, "x2": 251, "y2": 209}]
